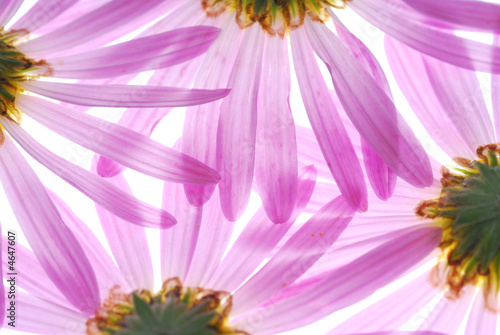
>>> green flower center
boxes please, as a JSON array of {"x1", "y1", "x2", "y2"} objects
[
  {"x1": 202, "y1": 0, "x2": 349, "y2": 36},
  {"x1": 0, "y1": 28, "x2": 50, "y2": 125},
  {"x1": 87, "y1": 278, "x2": 248, "y2": 335},
  {"x1": 416, "y1": 144, "x2": 500, "y2": 299}
]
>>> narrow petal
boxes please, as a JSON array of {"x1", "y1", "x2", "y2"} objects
[
  {"x1": 18, "y1": 0, "x2": 166, "y2": 56},
  {"x1": 48, "y1": 26, "x2": 219, "y2": 79},
  {"x1": 0, "y1": 0, "x2": 22, "y2": 27},
  {"x1": 385, "y1": 36, "x2": 475, "y2": 158},
  {"x1": 465, "y1": 291, "x2": 498, "y2": 334},
  {"x1": 0, "y1": 136, "x2": 99, "y2": 314},
  {"x1": 492, "y1": 35, "x2": 500, "y2": 141},
  {"x1": 17, "y1": 95, "x2": 220, "y2": 185},
  {"x1": 207, "y1": 166, "x2": 317, "y2": 292},
  {"x1": 242, "y1": 226, "x2": 441, "y2": 334},
  {"x1": 3, "y1": 119, "x2": 175, "y2": 228},
  {"x1": 345, "y1": 332, "x2": 446, "y2": 335},
  {"x1": 349, "y1": 0, "x2": 500, "y2": 73},
  {"x1": 290, "y1": 27, "x2": 368, "y2": 211},
  {"x1": 10, "y1": 0, "x2": 78, "y2": 33},
  {"x1": 255, "y1": 33, "x2": 298, "y2": 223},
  {"x1": 422, "y1": 55, "x2": 495, "y2": 150},
  {"x1": 403, "y1": 0, "x2": 500, "y2": 31},
  {"x1": 91, "y1": 163, "x2": 154, "y2": 291},
  {"x1": 8, "y1": 292, "x2": 86, "y2": 333},
  {"x1": 21, "y1": 81, "x2": 230, "y2": 108},
  {"x1": 232, "y1": 196, "x2": 355, "y2": 316},
  {"x1": 331, "y1": 13, "x2": 396, "y2": 200},
  {"x1": 217, "y1": 23, "x2": 264, "y2": 221},
  {"x1": 303, "y1": 18, "x2": 432, "y2": 187},
  {"x1": 182, "y1": 14, "x2": 244, "y2": 206}
]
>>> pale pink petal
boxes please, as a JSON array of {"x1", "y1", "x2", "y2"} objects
[
  {"x1": 422, "y1": 55, "x2": 495, "y2": 150},
  {"x1": 350, "y1": 0, "x2": 500, "y2": 73},
  {"x1": 241, "y1": 227, "x2": 441, "y2": 334},
  {"x1": 0, "y1": 0, "x2": 22, "y2": 27},
  {"x1": 0, "y1": 232, "x2": 3, "y2": 325},
  {"x1": 207, "y1": 165, "x2": 317, "y2": 293},
  {"x1": 47, "y1": 189, "x2": 129, "y2": 297},
  {"x1": 385, "y1": 36, "x2": 475, "y2": 158},
  {"x1": 6, "y1": 292, "x2": 86, "y2": 333},
  {"x1": 10, "y1": 0, "x2": 78, "y2": 32},
  {"x1": 21, "y1": 81, "x2": 230, "y2": 108},
  {"x1": 492, "y1": 35, "x2": 500, "y2": 140},
  {"x1": 17, "y1": 95, "x2": 220, "y2": 185},
  {"x1": 232, "y1": 195, "x2": 355, "y2": 316},
  {"x1": 92, "y1": 159, "x2": 154, "y2": 291},
  {"x1": 0, "y1": 136, "x2": 99, "y2": 315},
  {"x1": 3, "y1": 119, "x2": 175, "y2": 228},
  {"x1": 48, "y1": 26, "x2": 219, "y2": 79},
  {"x1": 419, "y1": 286, "x2": 475, "y2": 333},
  {"x1": 255, "y1": 33, "x2": 298, "y2": 223},
  {"x1": 183, "y1": 14, "x2": 244, "y2": 206},
  {"x1": 331, "y1": 272, "x2": 438, "y2": 334},
  {"x1": 465, "y1": 291, "x2": 497, "y2": 334},
  {"x1": 403, "y1": 0, "x2": 500, "y2": 31},
  {"x1": 291, "y1": 27, "x2": 367, "y2": 211},
  {"x1": 184, "y1": 188, "x2": 234, "y2": 288},
  {"x1": 2, "y1": 235, "x2": 69, "y2": 308},
  {"x1": 19, "y1": 0, "x2": 166, "y2": 56},
  {"x1": 217, "y1": 24, "x2": 264, "y2": 221},
  {"x1": 161, "y1": 181, "x2": 202, "y2": 282},
  {"x1": 303, "y1": 18, "x2": 432, "y2": 188},
  {"x1": 345, "y1": 332, "x2": 446, "y2": 335},
  {"x1": 331, "y1": 13, "x2": 397, "y2": 200}
]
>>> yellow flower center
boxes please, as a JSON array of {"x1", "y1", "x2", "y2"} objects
[
  {"x1": 86, "y1": 278, "x2": 249, "y2": 335},
  {"x1": 416, "y1": 144, "x2": 500, "y2": 305},
  {"x1": 202, "y1": 0, "x2": 350, "y2": 36}
]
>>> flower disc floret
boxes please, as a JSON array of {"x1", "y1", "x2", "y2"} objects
[
  {"x1": 202, "y1": 0, "x2": 349, "y2": 36},
  {"x1": 87, "y1": 278, "x2": 249, "y2": 335},
  {"x1": 416, "y1": 144, "x2": 500, "y2": 301}
]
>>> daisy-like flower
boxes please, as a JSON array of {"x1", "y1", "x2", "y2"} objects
[
  {"x1": 283, "y1": 36, "x2": 500, "y2": 334},
  {"x1": 0, "y1": 0, "x2": 233, "y2": 231},
  {"x1": 0, "y1": 149, "x2": 443, "y2": 335},
  {"x1": 96, "y1": 0, "x2": 500, "y2": 225}
]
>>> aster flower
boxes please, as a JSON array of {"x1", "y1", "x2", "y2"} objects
[
  {"x1": 0, "y1": 150, "x2": 443, "y2": 335},
  {"x1": 0, "y1": 0, "x2": 233, "y2": 229},
  {"x1": 96, "y1": 0, "x2": 500, "y2": 225},
  {"x1": 283, "y1": 36, "x2": 500, "y2": 334}
]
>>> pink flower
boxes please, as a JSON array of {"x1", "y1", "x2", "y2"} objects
[
  {"x1": 96, "y1": 0, "x2": 500, "y2": 224},
  {"x1": 294, "y1": 35, "x2": 500, "y2": 334},
  {"x1": 0, "y1": 1, "x2": 233, "y2": 228}
]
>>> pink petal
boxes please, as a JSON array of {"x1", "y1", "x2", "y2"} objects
[
  {"x1": 0, "y1": 136, "x2": 99, "y2": 315},
  {"x1": 465, "y1": 291, "x2": 498, "y2": 334},
  {"x1": 243, "y1": 226, "x2": 441, "y2": 334},
  {"x1": 3, "y1": 119, "x2": 175, "y2": 228},
  {"x1": 49, "y1": 26, "x2": 219, "y2": 79},
  {"x1": 7, "y1": 292, "x2": 86, "y2": 333},
  {"x1": 21, "y1": 81, "x2": 230, "y2": 108},
  {"x1": 255, "y1": 33, "x2": 298, "y2": 223},
  {"x1": 345, "y1": 332, "x2": 446, "y2": 335},
  {"x1": 403, "y1": 0, "x2": 500, "y2": 31},
  {"x1": 19, "y1": 0, "x2": 166, "y2": 56},
  {"x1": 207, "y1": 165, "x2": 317, "y2": 293},
  {"x1": 303, "y1": 18, "x2": 432, "y2": 188},
  {"x1": 91, "y1": 159, "x2": 154, "y2": 291},
  {"x1": 232, "y1": 195, "x2": 355, "y2": 316},
  {"x1": 332, "y1": 13, "x2": 397, "y2": 200},
  {"x1": 349, "y1": 0, "x2": 500, "y2": 73},
  {"x1": 161, "y1": 181, "x2": 202, "y2": 282},
  {"x1": 17, "y1": 95, "x2": 220, "y2": 185},
  {"x1": 0, "y1": 0, "x2": 22, "y2": 27},
  {"x1": 492, "y1": 35, "x2": 500, "y2": 140},
  {"x1": 48, "y1": 189, "x2": 129, "y2": 297},
  {"x1": 10, "y1": 0, "x2": 78, "y2": 33},
  {"x1": 290, "y1": 27, "x2": 368, "y2": 211},
  {"x1": 385, "y1": 36, "x2": 475, "y2": 158},
  {"x1": 217, "y1": 24, "x2": 264, "y2": 221},
  {"x1": 2, "y1": 235, "x2": 69, "y2": 308}
]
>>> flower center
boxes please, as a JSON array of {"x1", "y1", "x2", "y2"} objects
[
  {"x1": 86, "y1": 278, "x2": 249, "y2": 335},
  {"x1": 0, "y1": 28, "x2": 49, "y2": 125},
  {"x1": 416, "y1": 144, "x2": 500, "y2": 299},
  {"x1": 202, "y1": 0, "x2": 350, "y2": 36}
]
